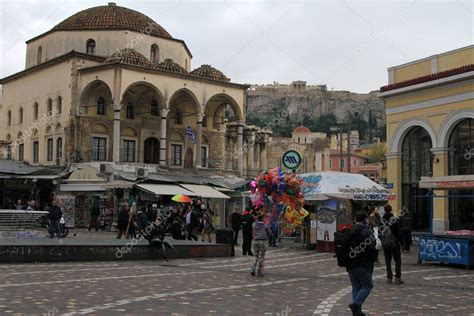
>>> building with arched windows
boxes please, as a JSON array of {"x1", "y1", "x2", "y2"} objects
[
  {"x1": 0, "y1": 3, "x2": 271, "y2": 179},
  {"x1": 379, "y1": 45, "x2": 474, "y2": 233}
]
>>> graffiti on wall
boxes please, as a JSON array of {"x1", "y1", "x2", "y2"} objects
[{"x1": 419, "y1": 238, "x2": 461, "y2": 260}]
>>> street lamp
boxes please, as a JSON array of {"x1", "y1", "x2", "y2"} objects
[{"x1": 330, "y1": 126, "x2": 343, "y2": 172}]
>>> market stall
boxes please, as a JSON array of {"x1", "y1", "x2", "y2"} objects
[
  {"x1": 299, "y1": 171, "x2": 394, "y2": 252},
  {"x1": 417, "y1": 175, "x2": 474, "y2": 268}
]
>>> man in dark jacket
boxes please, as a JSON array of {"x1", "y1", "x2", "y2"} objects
[
  {"x1": 380, "y1": 204, "x2": 404, "y2": 285},
  {"x1": 241, "y1": 209, "x2": 255, "y2": 255},
  {"x1": 347, "y1": 211, "x2": 377, "y2": 316},
  {"x1": 88, "y1": 202, "x2": 100, "y2": 232},
  {"x1": 48, "y1": 200, "x2": 63, "y2": 238},
  {"x1": 144, "y1": 218, "x2": 174, "y2": 261},
  {"x1": 185, "y1": 206, "x2": 199, "y2": 241},
  {"x1": 399, "y1": 207, "x2": 413, "y2": 252},
  {"x1": 230, "y1": 208, "x2": 242, "y2": 245}
]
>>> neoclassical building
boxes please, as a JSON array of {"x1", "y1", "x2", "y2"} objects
[
  {"x1": 0, "y1": 3, "x2": 271, "y2": 177},
  {"x1": 379, "y1": 45, "x2": 473, "y2": 233}
]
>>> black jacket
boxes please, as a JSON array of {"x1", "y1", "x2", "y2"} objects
[
  {"x1": 48, "y1": 206, "x2": 63, "y2": 221},
  {"x1": 230, "y1": 212, "x2": 242, "y2": 230},
  {"x1": 382, "y1": 212, "x2": 401, "y2": 242},
  {"x1": 352, "y1": 222, "x2": 377, "y2": 267},
  {"x1": 399, "y1": 211, "x2": 413, "y2": 231},
  {"x1": 241, "y1": 212, "x2": 255, "y2": 233}
]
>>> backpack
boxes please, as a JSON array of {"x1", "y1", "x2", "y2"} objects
[
  {"x1": 334, "y1": 226, "x2": 362, "y2": 268},
  {"x1": 379, "y1": 219, "x2": 397, "y2": 249}
]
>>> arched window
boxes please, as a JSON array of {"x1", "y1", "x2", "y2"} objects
[
  {"x1": 174, "y1": 111, "x2": 182, "y2": 125},
  {"x1": 56, "y1": 96, "x2": 62, "y2": 114},
  {"x1": 37, "y1": 46, "x2": 42, "y2": 64},
  {"x1": 7, "y1": 111, "x2": 11, "y2": 126},
  {"x1": 401, "y1": 126, "x2": 433, "y2": 231},
  {"x1": 126, "y1": 102, "x2": 134, "y2": 119},
  {"x1": 86, "y1": 39, "x2": 96, "y2": 55},
  {"x1": 150, "y1": 99, "x2": 159, "y2": 116},
  {"x1": 448, "y1": 118, "x2": 474, "y2": 230},
  {"x1": 33, "y1": 103, "x2": 39, "y2": 120},
  {"x1": 150, "y1": 44, "x2": 159, "y2": 63},
  {"x1": 56, "y1": 137, "x2": 63, "y2": 159},
  {"x1": 97, "y1": 97, "x2": 106, "y2": 115},
  {"x1": 18, "y1": 107, "x2": 24, "y2": 124},
  {"x1": 449, "y1": 118, "x2": 474, "y2": 176},
  {"x1": 47, "y1": 98, "x2": 53, "y2": 114},
  {"x1": 202, "y1": 116, "x2": 207, "y2": 128}
]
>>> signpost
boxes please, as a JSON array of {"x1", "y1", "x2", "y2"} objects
[{"x1": 282, "y1": 150, "x2": 302, "y2": 172}]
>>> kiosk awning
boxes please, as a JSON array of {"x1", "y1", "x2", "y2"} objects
[
  {"x1": 135, "y1": 184, "x2": 195, "y2": 196},
  {"x1": 180, "y1": 184, "x2": 231, "y2": 199}
]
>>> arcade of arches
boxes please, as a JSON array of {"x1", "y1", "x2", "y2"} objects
[{"x1": 76, "y1": 80, "x2": 271, "y2": 176}]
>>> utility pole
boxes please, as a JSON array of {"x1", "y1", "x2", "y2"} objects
[
  {"x1": 347, "y1": 118, "x2": 351, "y2": 173},
  {"x1": 339, "y1": 128, "x2": 343, "y2": 172}
]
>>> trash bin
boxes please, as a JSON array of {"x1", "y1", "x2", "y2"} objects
[{"x1": 215, "y1": 229, "x2": 235, "y2": 256}]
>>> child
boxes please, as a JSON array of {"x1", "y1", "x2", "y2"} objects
[{"x1": 251, "y1": 214, "x2": 270, "y2": 277}]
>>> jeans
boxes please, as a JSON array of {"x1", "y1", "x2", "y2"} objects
[
  {"x1": 400, "y1": 230, "x2": 411, "y2": 251},
  {"x1": 49, "y1": 220, "x2": 61, "y2": 238},
  {"x1": 347, "y1": 265, "x2": 374, "y2": 306},
  {"x1": 384, "y1": 244, "x2": 402, "y2": 278},
  {"x1": 89, "y1": 216, "x2": 99, "y2": 231}
]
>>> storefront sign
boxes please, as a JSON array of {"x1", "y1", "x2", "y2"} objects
[{"x1": 282, "y1": 150, "x2": 302, "y2": 170}]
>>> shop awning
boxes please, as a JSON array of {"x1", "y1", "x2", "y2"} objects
[
  {"x1": 102, "y1": 180, "x2": 136, "y2": 189},
  {"x1": 180, "y1": 184, "x2": 231, "y2": 199},
  {"x1": 213, "y1": 187, "x2": 234, "y2": 192},
  {"x1": 419, "y1": 175, "x2": 474, "y2": 189},
  {"x1": 135, "y1": 183, "x2": 195, "y2": 196},
  {"x1": 59, "y1": 183, "x2": 106, "y2": 192},
  {"x1": 299, "y1": 171, "x2": 395, "y2": 201}
]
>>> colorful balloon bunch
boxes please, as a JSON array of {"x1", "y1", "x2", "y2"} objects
[{"x1": 250, "y1": 167, "x2": 307, "y2": 232}]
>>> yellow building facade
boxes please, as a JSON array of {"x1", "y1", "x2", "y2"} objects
[{"x1": 379, "y1": 45, "x2": 474, "y2": 233}]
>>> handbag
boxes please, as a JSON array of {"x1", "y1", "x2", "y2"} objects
[{"x1": 373, "y1": 227, "x2": 382, "y2": 250}]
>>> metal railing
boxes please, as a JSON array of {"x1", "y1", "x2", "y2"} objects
[{"x1": 0, "y1": 209, "x2": 48, "y2": 229}]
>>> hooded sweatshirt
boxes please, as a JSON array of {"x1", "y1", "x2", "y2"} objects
[{"x1": 252, "y1": 220, "x2": 268, "y2": 240}]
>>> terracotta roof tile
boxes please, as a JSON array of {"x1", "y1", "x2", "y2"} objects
[
  {"x1": 190, "y1": 64, "x2": 230, "y2": 82},
  {"x1": 156, "y1": 58, "x2": 187, "y2": 74},
  {"x1": 52, "y1": 3, "x2": 172, "y2": 39},
  {"x1": 104, "y1": 48, "x2": 154, "y2": 69}
]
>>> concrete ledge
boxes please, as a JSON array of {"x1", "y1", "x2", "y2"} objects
[{"x1": 0, "y1": 238, "x2": 233, "y2": 263}]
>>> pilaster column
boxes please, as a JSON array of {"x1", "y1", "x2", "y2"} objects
[
  {"x1": 237, "y1": 124, "x2": 244, "y2": 177},
  {"x1": 431, "y1": 147, "x2": 450, "y2": 233},
  {"x1": 113, "y1": 108, "x2": 121, "y2": 162},
  {"x1": 247, "y1": 134, "x2": 255, "y2": 176},
  {"x1": 159, "y1": 108, "x2": 169, "y2": 168},
  {"x1": 255, "y1": 143, "x2": 261, "y2": 171},
  {"x1": 195, "y1": 113, "x2": 204, "y2": 168},
  {"x1": 386, "y1": 151, "x2": 402, "y2": 213},
  {"x1": 260, "y1": 135, "x2": 268, "y2": 171}
]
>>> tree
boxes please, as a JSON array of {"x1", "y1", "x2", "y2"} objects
[{"x1": 368, "y1": 143, "x2": 386, "y2": 163}]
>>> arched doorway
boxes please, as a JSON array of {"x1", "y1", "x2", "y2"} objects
[
  {"x1": 144, "y1": 137, "x2": 159, "y2": 164},
  {"x1": 401, "y1": 126, "x2": 433, "y2": 231},
  {"x1": 448, "y1": 118, "x2": 474, "y2": 230},
  {"x1": 184, "y1": 147, "x2": 193, "y2": 169}
]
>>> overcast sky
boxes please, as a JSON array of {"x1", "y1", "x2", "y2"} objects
[{"x1": 0, "y1": 0, "x2": 472, "y2": 93}]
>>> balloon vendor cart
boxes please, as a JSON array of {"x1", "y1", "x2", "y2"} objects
[
  {"x1": 249, "y1": 167, "x2": 308, "y2": 239},
  {"x1": 299, "y1": 172, "x2": 395, "y2": 252}
]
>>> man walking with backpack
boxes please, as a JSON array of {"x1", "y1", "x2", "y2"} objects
[
  {"x1": 335, "y1": 211, "x2": 377, "y2": 316},
  {"x1": 380, "y1": 204, "x2": 404, "y2": 285}
]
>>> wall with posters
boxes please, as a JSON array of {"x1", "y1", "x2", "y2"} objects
[{"x1": 56, "y1": 195, "x2": 75, "y2": 227}]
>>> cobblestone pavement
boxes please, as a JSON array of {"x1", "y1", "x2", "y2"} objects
[{"x1": 0, "y1": 244, "x2": 473, "y2": 316}]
